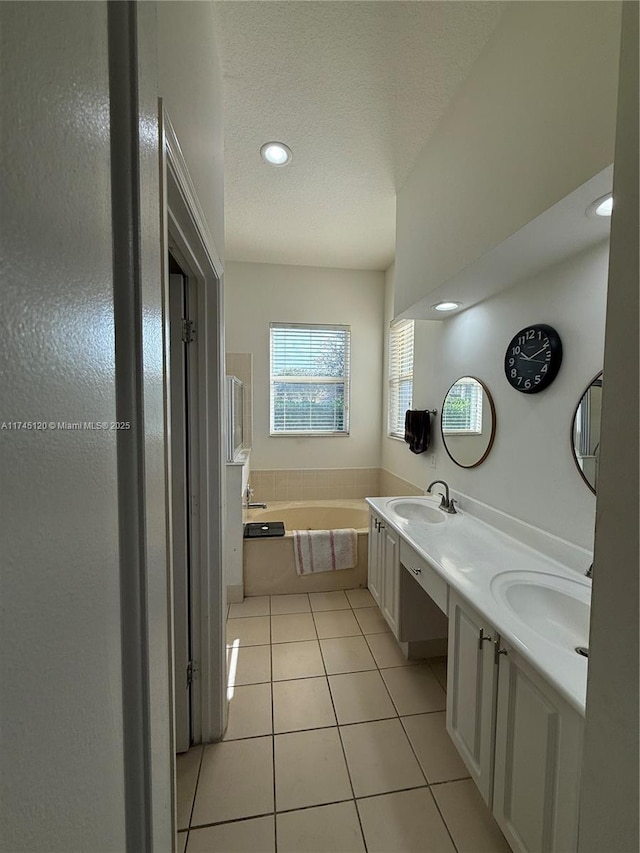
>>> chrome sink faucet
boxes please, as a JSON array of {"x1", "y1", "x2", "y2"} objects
[{"x1": 426, "y1": 480, "x2": 457, "y2": 514}]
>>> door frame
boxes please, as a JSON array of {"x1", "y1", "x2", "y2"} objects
[{"x1": 160, "y1": 105, "x2": 227, "y2": 755}]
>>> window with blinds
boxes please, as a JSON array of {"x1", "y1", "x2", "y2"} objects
[
  {"x1": 270, "y1": 323, "x2": 350, "y2": 435},
  {"x1": 442, "y1": 378, "x2": 483, "y2": 434},
  {"x1": 388, "y1": 319, "x2": 415, "y2": 438}
]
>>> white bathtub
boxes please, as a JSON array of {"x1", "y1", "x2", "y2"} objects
[{"x1": 243, "y1": 499, "x2": 370, "y2": 596}]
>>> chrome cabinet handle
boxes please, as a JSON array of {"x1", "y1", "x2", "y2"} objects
[
  {"x1": 409, "y1": 566, "x2": 421, "y2": 576},
  {"x1": 478, "y1": 629, "x2": 492, "y2": 649},
  {"x1": 494, "y1": 640, "x2": 508, "y2": 664}
]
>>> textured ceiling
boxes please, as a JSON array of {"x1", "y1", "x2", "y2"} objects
[{"x1": 212, "y1": 1, "x2": 504, "y2": 271}]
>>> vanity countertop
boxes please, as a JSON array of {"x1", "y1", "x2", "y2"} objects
[{"x1": 366, "y1": 495, "x2": 590, "y2": 715}]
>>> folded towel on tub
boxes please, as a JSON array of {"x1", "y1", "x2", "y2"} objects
[{"x1": 293, "y1": 528, "x2": 358, "y2": 576}]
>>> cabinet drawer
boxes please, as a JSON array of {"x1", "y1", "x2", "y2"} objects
[{"x1": 400, "y1": 540, "x2": 448, "y2": 614}]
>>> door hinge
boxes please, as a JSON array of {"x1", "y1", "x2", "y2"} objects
[
  {"x1": 182, "y1": 319, "x2": 196, "y2": 343},
  {"x1": 186, "y1": 660, "x2": 198, "y2": 685}
]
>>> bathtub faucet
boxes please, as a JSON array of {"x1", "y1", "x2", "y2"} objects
[{"x1": 244, "y1": 484, "x2": 267, "y2": 509}]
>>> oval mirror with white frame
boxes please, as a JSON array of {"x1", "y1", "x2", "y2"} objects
[
  {"x1": 441, "y1": 376, "x2": 496, "y2": 468},
  {"x1": 571, "y1": 372, "x2": 603, "y2": 494}
]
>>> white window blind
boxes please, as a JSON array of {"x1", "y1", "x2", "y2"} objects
[
  {"x1": 442, "y1": 378, "x2": 483, "y2": 434},
  {"x1": 270, "y1": 323, "x2": 350, "y2": 435},
  {"x1": 388, "y1": 319, "x2": 414, "y2": 438}
]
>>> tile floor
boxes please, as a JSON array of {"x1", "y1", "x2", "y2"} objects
[{"x1": 177, "y1": 588, "x2": 510, "y2": 853}]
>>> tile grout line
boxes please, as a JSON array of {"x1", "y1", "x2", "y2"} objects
[
  {"x1": 321, "y1": 604, "x2": 370, "y2": 853},
  {"x1": 270, "y1": 597, "x2": 278, "y2": 853}
]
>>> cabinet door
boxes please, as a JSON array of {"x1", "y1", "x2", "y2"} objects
[
  {"x1": 492, "y1": 644, "x2": 583, "y2": 853},
  {"x1": 446, "y1": 591, "x2": 497, "y2": 805},
  {"x1": 380, "y1": 525, "x2": 400, "y2": 637},
  {"x1": 367, "y1": 513, "x2": 382, "y2": 606}
]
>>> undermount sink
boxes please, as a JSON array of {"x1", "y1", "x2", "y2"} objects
[
  {"x1": 388, "y1": 499, "x2": 446, "y2": 524},
  {"x1": 491, "y1": 570, "x2": 591, "y2": 651}
]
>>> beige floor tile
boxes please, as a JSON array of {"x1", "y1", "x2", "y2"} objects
[
  {"x1": 191, "y1": 737, "x2": 273, "y2": 826},
  {"x1": 365, "y1": 632, "x2": 414, "y2": 668},
  {"x1": 187, "y1": 816, "x2": 275, "y2": 853},
  {"x1": 320, "y1": 636, "x2": 377, "y2": 674},
  {"x1": 357, "y1": 788, "x2": 456, "y2": 853},
  {"x1": 270, "y1": 593, "x2": 311, "y2": 614},
  {"x1": 271, "y1": 612, "x2": 317, "y2": 643},
  {"x1": 176, "y1": 746, "x2": 202, "y2": 830},
  {"x1": 381, "y1": 665, "x2": 447, "y2": 715},
  {"x1": 401, "y1": 712, "x2": 470, "y2": 783},
  {"x1": 277, "y1": 801, "x2": 366, "y2": 853},
  {"x1": 340, "y1": 718, "x2": 425, "y2": 797},
  {"x1": 226, "y1": 615, "x2": 270, "y2": 647},
  {"x1": 275, "y1": 728, "x2": 352, "y2": 811},
  {"x1": 313, "y1": 609, "x2": 362, "y2": 639},
  {"x1": 228, "y1": 595, "x2": 270, "y2": 619},
  {"x1": 309, "y1": 590, "x2": 350, "y2": 611},
  {"x1": 227, "y1": 644, "x2": 271, "y2": 686},
  {"x1": 271, "y1": 639, "x2": 325, "y2": 681},
  {"x1": 353, "y1": 606, "x2": 391, "y2": 635},
  {"x1": 429, "y1": 657, "x2": 448, "y2": 691},
  {"x1": 432, "y1": 779, "x2": 511, "y2": 853},
  {"x1": 273, "y1": 676, "x2": 336, "y2": 732},
  {"x1": 328, "y1": 670, "x2": 397, "y2": 724},
  {"x1": 345, "y1": 588, "x2": 376, "y2": 608},
  {"x1": 177, "y1": 830, "x2": 187, "y2": 853},
  {"x1": 224, "y1": 683, "x2": 272, "y2": 740}
]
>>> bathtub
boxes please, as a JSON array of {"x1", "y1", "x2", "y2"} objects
[{"x1": 243, "y1": 499, "x2": 370, "y2": 596}]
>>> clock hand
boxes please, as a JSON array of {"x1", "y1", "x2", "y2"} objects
[{"x1": 528, "y1": 346, "x2": 549, "y2": 360}]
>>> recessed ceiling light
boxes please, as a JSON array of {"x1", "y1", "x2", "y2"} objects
[
  {"x1": 260, "y1": 141, "x2": 292, "y2": 166},
  {"x1": 431, "y1": 301, "x2": 462, "y2": 312},
  {"x1": 586, "y1": 193, "x2": 613, "y2": 218}
]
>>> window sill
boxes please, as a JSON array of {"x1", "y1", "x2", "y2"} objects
[{"x1": 269, "y1": 431, "x2": 350, "y2": 438}]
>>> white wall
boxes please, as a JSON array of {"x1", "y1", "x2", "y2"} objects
[
  {"x1": 1, "y1": 2, "x2": 227, "y2": 849},
  {"x1": 225, "y1": 262, "x2": 385, "y2": 470},
  {"x1": 157, "y1": 0, "x2": 225, "y2": 255},
  {"x1": 395, "y1": 1, "x2": 621, "y2": 314},
  {"x1": 382, "y1": 243, "x2": 609, "y2": 551},
  {"x1": 1, "y1": 4, "x2": 126, "y2": 849}
]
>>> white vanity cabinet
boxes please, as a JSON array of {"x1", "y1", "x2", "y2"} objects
[
  {"x1": 447, "y1": 590, "x2": 583, "y2": 853},
  {"x1": 492, "y1": 641, "x2": 583, "y2": 853},
  {"x1": 447, "y1": 590, "x2": 497, "y2": 805},
  {"x1": 367, "y1": 511, "x2": 400, "y2": 637}
]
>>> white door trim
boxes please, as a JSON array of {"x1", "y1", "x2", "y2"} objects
[{"x1": 160, "y1": 105, "x2": 227, "y2": 753}]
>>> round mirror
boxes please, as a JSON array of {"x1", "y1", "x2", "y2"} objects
[
  {"x1": 571, "y1": 372, "x2": 602, "y2": 494},
  {"x1": 441, "y1": 376, "x2": 496, "y2": 468}
]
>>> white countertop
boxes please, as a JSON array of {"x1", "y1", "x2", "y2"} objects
[{"x1": 366, "y1": 495, "x2": 590, "y2": 715}]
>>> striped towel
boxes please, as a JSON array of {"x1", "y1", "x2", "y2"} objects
[{"x1": 293, "y1": 528, "x2": 358, "y2": 576}]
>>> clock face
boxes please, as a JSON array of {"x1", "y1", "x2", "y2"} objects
[{"x1": 504, "y1": 324, "x2": 562, "y2": 393}]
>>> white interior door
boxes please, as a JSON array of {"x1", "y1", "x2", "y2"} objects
[{"x1": 169, "y1": 270, "x2": 192, "y2": 753}]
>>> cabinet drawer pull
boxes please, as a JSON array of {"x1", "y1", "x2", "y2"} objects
[{"x1": 409, "y1": 566, "x2": 421, "y2": 576}]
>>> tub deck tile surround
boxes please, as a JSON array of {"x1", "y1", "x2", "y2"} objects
[{"x1": 178, "y1": 590, "x2": 510, "y2": 853}]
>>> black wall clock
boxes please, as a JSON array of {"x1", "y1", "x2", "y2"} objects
[{"x1": 504, "y1": 324, "x2": 562, "y2": 393}]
